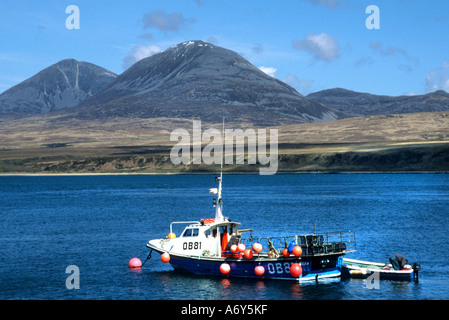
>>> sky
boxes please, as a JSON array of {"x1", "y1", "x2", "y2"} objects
[{"x1": 1, "y1": 0, "x2": 449, "y2": 96}]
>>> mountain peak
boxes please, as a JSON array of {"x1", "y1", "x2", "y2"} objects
[
  {"x1": 123, "y1": 39, "x2": 262, "y2": 89},
  {"x1": 173, "y1": 40, "x2": 215, "y2": 48},
  {"x1": 65, "y1": 40, "x2": 339, "y2": 125},
  {"x1": 0, "y1": 59, "x2": 117, "y2": 117},
  {"x1": 57, "y1": 58, "x2": 80, "y2": 64},
  {"x1": 432, "y1": 89, "x2": 449, "y2": 97}
]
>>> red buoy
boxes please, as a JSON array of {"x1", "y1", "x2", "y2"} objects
[
  {"x1": 161, "y1": 252, "x2": 170, "y2": 263},
  {"x1": 292, "y1": 245, "x2": 302, "y2": 257},
  {"x1": 254, "y1": 265, "x2": 265, "y2": 276},
  {"x1": 282, "y1": 248, "x2": 290, "y2": 258},
  {"x1": 244, "y1": 249, "x2": 254, "y2": 259},
  {"x1": 230, "y1": 245, "x2": 238, "y2": 253},
  {"x1": 290, "y1": 263, "x2": 303, "y2": 277},
  {"x1": 237, "y1": 243, "x2": 246, "y2": 252},
  {"x1": 128, "y1": 257, "x2": 142, "y2": 268},
  {"x1": 220, "y1": 263, "x2": 231, "y2": 275},
  {"x1": 252, "y1": 243, "x2": 263, "y2": 254}
]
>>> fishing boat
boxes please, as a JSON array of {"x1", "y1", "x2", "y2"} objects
[
  {"x1": 340, "y1": 258, "x2": 421, "y2": 281},
  {"x1": 145, "y1": 170, "x2": 357, "y2": 281}
]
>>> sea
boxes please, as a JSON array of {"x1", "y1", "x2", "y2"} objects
[{"x1": 1, "y1": 173, "x2": 448, "y2": 304}]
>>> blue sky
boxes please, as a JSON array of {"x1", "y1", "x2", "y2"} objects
[{"x1": 1, "y1": 0, "x2": 448, "y2": 96}]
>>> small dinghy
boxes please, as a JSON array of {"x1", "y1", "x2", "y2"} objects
[{"x1": 340, "y1": 258, "x2": 421, "y2": 281}]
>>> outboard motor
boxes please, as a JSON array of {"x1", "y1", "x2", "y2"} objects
[{"x1": 412, "y1": 262, "x2": 421, "y2": 282}]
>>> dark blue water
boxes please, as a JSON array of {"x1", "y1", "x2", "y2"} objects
[{"x1": 1, "y1": 174, "x2": 448, "y2": 300}]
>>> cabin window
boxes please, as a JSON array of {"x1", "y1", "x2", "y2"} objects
[{"x1": 182, "y1": 228, "x2": 199, "y2": 237}]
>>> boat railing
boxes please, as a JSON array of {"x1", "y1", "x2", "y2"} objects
[
  {"x1": 169, "y1": 221, "x2": 201, "y2": 235},
  {"x1": 240, "y1": 231, "x2": 356, "y2": 256}
]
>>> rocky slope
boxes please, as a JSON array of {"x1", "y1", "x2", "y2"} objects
[
  {"x1": 0, "y1": 59, "x2": 117, "y2": 118},
  {"x1": 307, "y1": 88, "x2": 449, "y2": 118},
  {"x1": 63, "y1": 41, "x2": 341, "y2": 126}
]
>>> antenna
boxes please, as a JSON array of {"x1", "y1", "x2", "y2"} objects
[
  {"x1": 214, "y1": 117, "x2": 225, "y2": 222},
  {"x1": 220, "y1": 117, "x2": 224, "y2": 177}
]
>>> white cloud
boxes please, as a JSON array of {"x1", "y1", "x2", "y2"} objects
[
  {"x1": 425, "y1": 61, "x2": 449, "y2": 93},
  {"x1": 122, "y1": 44, "x2": 162, "y2": 70},
  {"x1": 292, "y1": 33, "x2": 339, "y2": 62},
  {"x1": 259, "y1": 66, "x2": 278, "y2": 77},
  {"x1": 142, "y1": 10, "x2": 195, "y2": 32}
]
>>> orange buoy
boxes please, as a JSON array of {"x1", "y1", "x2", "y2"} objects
[
  {"x1": 160, "y1": 252, "x2": 170, "y2": 263},
  {"x1": 292, "y1": 245, "x2": 302, "y2": 257},
  {"x1": 237, "y1": 243, "x2": 246, "y2": 252},
  {"x1": 254, "y1": 265, "x2": 265, "y2": 276},
  {"x1": 167, "y1": 233, "x2": 176, "y2": 239},
  {"x1": 230, "y1": 244, "x2": 238, "y2": 253},
  {"x1": 282, "y1": 248, "x2": 290, "y2": 258},
  {"x1": 252, "y1": 243, "x2": 263, "y2": 254},
  {"x1": 128, "y1": 257, "x2": 142, "y2": 268},
  {"x1": 220, "y1": 263, "x2": 231, "y2": 275},
  {"x1": 244, "y1": 249, "x2": 254, "y2": 259},
  {"x1": 290, "y1": 263, "x2": 303, "y2": 277}
]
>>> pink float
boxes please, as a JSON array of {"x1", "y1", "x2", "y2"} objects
[{"x1": 128, "y1": 257, "x2": 142, "y2": 268}]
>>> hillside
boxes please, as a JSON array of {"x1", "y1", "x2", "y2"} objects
[
  {"x1": 1, "y1": 112, "x2": 448, "y2": 173},
  {"x1": 307, "y1": 88, "x2": 449, "y2": 118},
  {"x1": 0, "y1": 59, "x2": 117, "y2": 118},
  {"x1": 59, "y1": 40, "x2": 339, "y2": 126}
]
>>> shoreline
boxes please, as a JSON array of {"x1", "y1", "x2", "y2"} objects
[{"x1": 1, "y1": 170, "x2": 448, "y2": 176}]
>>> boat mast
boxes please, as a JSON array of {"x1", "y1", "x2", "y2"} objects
[{"x1": 214, "y1": 118, "x2": 225, "y2": 222}]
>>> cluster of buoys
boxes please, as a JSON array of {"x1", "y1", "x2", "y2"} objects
[
  {"x1": 219, "y1": 262, "x2": 267, "y2": 277},
  {"x1": 129, "y1": 252, "x2": 172, "y2": 269},
  {"x1": 219, "y1": 262, "x2": 301, "y2": 277},
  {"x1": 230, "y1": 243, "x2": 247, "y2": 254},
  {"x1": 283, "y1": 244, "x2": 303, "y2": 257}
]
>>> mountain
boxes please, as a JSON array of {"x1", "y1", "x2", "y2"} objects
[
  {"x1": 307, "y1": 88, "x2": 449, "y2": 118},
  {"x1": 63, "y1": 40, "x2": 341, "y2": 126},
  {"x1": 0, "y1": 59, "x2": 117, "y2": 118}
]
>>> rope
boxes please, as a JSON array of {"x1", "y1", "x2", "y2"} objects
[{"x1": 141, "y1": 249, "x2": 153, "y2": 267}]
